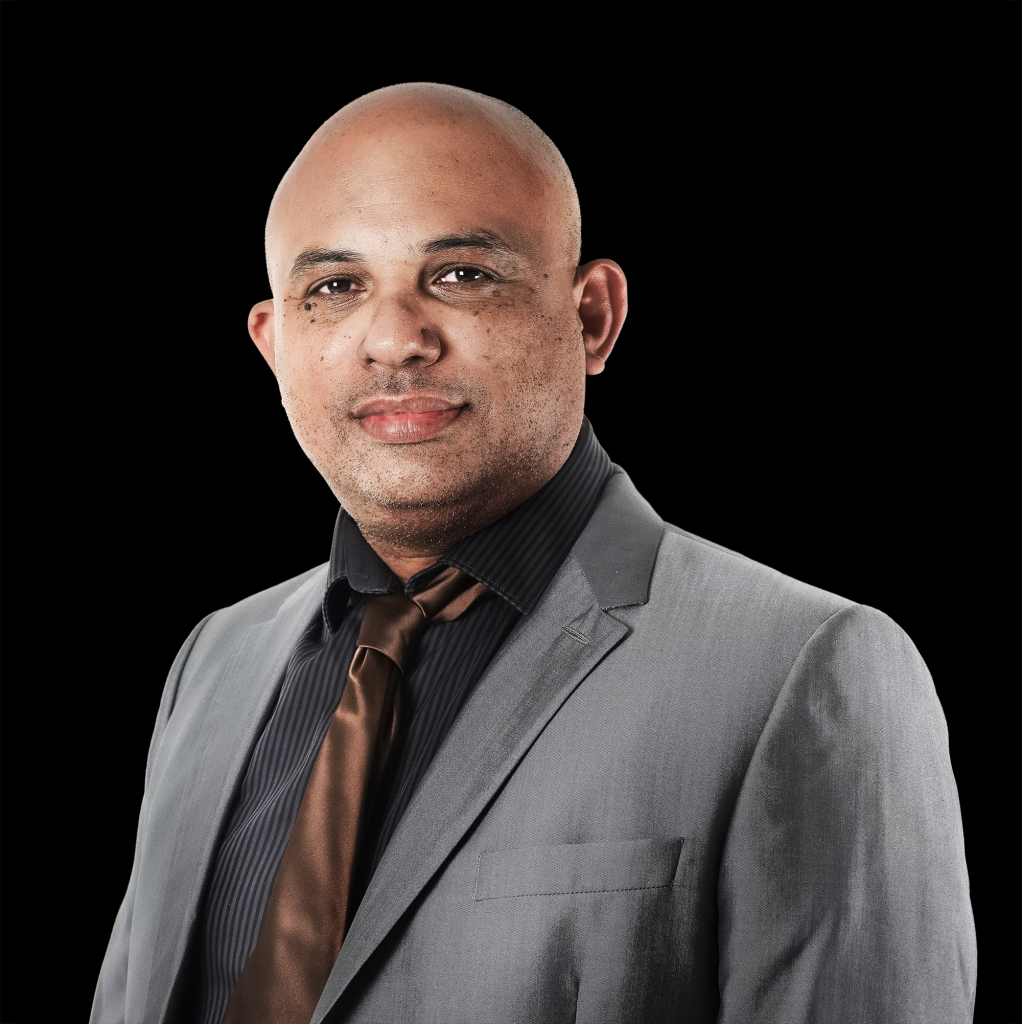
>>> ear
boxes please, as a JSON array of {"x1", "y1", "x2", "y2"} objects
[
  {"x1": 573, "y1": 260, "x2": 628, "y2": 375},
  {"x1": 248, "y1": 299, "x2": 277, "y2": 375}
]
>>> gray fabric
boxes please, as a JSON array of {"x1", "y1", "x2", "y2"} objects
[
  {"x1": 92, "y1": 470, "x2": 976, "y2": 1024},
  {"x1": 474, "y1": 838, "x2": 685, "y2": 899}
]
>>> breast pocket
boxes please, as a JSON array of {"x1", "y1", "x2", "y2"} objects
[{"x1": 473, "y1": 837, "x2": 684, "y2": 900}]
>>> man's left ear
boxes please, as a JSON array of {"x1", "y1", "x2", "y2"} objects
[{"x1": 574, "y1": 260, "x2": 628, "y2": 375}]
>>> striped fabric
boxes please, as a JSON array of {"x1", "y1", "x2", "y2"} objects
[{"x1": 190, "y1": 419, "x2": 613, "y2": 1023}]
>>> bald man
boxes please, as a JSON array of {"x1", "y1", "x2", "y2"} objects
[{"x1": 91, "y1": 85, "x2": 976, "y2": 1024}]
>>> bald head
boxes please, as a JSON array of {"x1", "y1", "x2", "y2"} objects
[
  {"x1": 247, "y1": 82, "x2": 625, "y2": 581},
  {"x1": 265, "y1": 83, "x2": 581, "y2": 295}
]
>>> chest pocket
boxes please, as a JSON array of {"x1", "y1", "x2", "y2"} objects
[{"x1": 474, "y1": 836, "x2": 684, "y2": 900}]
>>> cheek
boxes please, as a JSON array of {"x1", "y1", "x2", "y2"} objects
[
  {"x1": 277, "y1": 313, "x2": 345, "y2": 389},
  {"x1": 476, "y1": 304, "x2": 585, "y2": 416},
  {"x1": 495, "y1": 301, "x2": 583, "y2": 375},
  {"x1": 274, "y1": 329, "x2": 335, "y2": 434},
  {"x1": 480, "y1": 289, "x2": 579, "y2": 355}
]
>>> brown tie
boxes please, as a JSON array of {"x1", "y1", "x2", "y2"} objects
[{"x1": 222, "y1": 565, "x2": 488, "y2": 1024}]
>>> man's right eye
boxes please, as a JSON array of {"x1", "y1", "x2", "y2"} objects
[{"x1": 316, "y1": 279, "x2": 359, "y2": 295}]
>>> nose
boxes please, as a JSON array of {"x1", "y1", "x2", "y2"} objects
[{"x1": 358, "y1": 293, "x2": 442, "y2": 369}]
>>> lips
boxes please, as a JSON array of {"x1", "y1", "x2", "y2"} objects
[{"x1": 352, "y1": 395, "x2": 466, "y2": 443}]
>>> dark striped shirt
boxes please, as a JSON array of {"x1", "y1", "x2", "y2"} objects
[{"x1": 191, "y1": 419, "x2": 613, "y2": 1023}]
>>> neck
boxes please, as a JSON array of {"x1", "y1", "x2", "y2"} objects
[
  {"x1": 354, "y1": 501, "x2": 510, "y2": 585},
  {"x1": 352, "y1": 466, "x2": 567, "y2": 586},
  {"x1": 365, "y1": 545, "x2": 445, "y2": 586}
]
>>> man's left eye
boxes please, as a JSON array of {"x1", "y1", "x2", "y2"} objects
[{"x1": 438, "y1": 267, "x2": 487, "y2": 284}]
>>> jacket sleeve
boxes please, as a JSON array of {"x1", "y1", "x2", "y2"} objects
[
  {"x1": 90, "y1": 612, "x2": 216, "y2": 1024},
  {"x1": 716, "y1": 604, "x2": 976, "y2": 1023}
]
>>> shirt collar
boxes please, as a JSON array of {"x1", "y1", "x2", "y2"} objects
[{"x1": 323, "y1": 417, "x2": 613, "y2": 631}]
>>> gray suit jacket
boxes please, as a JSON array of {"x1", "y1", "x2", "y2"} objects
[{"x1": 92, "y1": 470, "x2": 976, "y2": 1023}]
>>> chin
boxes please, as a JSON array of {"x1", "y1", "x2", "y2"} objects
[
  {"x1": 345, "y1": 463, "x2": 486, "y2": 514},
  {"x1": 324, "y1": 426, "x2": 549, "y2": 523}
]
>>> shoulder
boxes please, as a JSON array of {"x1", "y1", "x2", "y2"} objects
[
  {"x1": 648, "y1": 524, "x2": 946, "y2": 771},
  {"x1": 652, "y1": 523, "x2": 927, "y2": 694},
  {"x1": 613, "y1": 511, "x2": 941, "y2": 748},
  {"x1": 576, "y1": 469, "x2": 912, "y2": 689},
  {"x1": 178, "y1": 562, "x2": 330, "y2": 674},
  {"x1": 139, "y1": 561, "x2": 331, "y2": 771},
  {"x1": 579, "y1": 469, "x2": 855, "y2": 636},
  {"x1": 646, "y1": 520, "x2": 857, "y2": 648},
  {"x1": 207, "y1": 562, "x2": 330, "y2": 629}
]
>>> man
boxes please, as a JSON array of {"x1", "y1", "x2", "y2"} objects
[{"x1": 92, "y1": 83, "x2": 976, "y2": 1024}]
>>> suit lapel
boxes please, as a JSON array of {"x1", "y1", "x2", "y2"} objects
[{"x1": 131, "y1": 568, "x2": 328, "y2": 1023}]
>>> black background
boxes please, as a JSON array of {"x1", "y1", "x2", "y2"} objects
[{"x1": 4, "y1": 9, "x2": 1019, "y2": 1023}]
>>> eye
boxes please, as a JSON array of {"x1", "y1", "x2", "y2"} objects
[
  {"x1": 315, "y1": 278, "x2": 361, "y2": 295},
  {"x1": 437, "y1": 267, "x2": 489, "y2": 284}
]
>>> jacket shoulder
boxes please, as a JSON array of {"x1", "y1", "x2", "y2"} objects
[
  {"x1": 202, "y1": 562, "x2": 330, "y2": 634},
  {"x1": 655, "y1": 521, "x2": 855, "y2": 627},
  {"x1": 167, "y1": 563, "x2": 330, "y2": 712}
]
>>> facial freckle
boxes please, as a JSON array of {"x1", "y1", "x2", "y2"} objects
[{"x1": 543, "y1": 274, "x2": 548, "y2": 279}]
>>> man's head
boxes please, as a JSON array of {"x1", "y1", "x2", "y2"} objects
[{"x1": 249, "y1": 83, "x2": 627, "y2": 577}]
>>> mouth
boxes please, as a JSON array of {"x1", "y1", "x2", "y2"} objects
[{"x1": 352, "y1": 394, "x2": 466, "y2": 444}]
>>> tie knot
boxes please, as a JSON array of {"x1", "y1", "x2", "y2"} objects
[{"x1": 357, "y1": 566, "x2": 489, "y2": 673}]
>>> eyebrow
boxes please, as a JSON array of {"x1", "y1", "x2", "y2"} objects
[
  {"x1": 417, "y1": 229, "x2": 521, "y2": 258},
  {"x1": 289, "y1": 248, "x2": 367, "y2": 280}
]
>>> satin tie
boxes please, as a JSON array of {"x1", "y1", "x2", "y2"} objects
[{"x1": 222, "y1": 565, "x2": 489, "y2": 1024}]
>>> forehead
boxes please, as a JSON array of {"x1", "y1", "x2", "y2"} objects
[{"x1": 268, "y1": 116, "x2": 556, "y2": 280}]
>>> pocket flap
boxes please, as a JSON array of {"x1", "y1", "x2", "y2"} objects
[{"x1": 474, "y1": 837, "x2": 684, "y2": 900}]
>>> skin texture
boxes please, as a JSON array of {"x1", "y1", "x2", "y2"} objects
[{"x1": 250, "y1": 84, "x2": 627, "y2": 582}]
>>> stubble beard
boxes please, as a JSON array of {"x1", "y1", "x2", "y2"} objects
[
  {"x1": 318, "y1": 376, "x2": 567, "y2": 555},
  {"x1": 341, "y1": 438, "x2": 540, "y2": 553}
]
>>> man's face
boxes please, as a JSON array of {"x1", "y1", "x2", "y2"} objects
[{"x1": 259, "y1": 115, "x2": 587, "y2": 547}]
